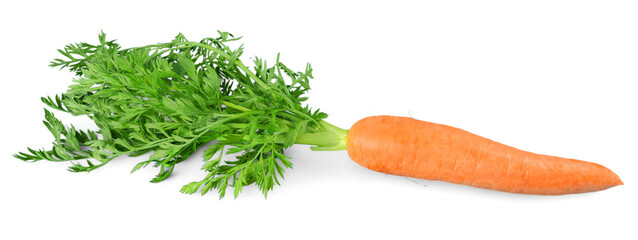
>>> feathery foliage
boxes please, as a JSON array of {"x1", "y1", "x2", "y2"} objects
[{"x1": 15, "y1": 31, "x2": 348, "y2": 198}]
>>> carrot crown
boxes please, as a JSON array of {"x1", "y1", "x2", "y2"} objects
[{"x1": 15, "y1": 31, "x2": 345, "y2": 198}]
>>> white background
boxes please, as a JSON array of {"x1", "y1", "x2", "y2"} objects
[{"x1": 1, "y1": 0, "x2": 636, "y2": 239}]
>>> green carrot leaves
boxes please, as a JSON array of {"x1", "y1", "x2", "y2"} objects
[{"x1": 15, "y1": 31, "x2": 336, "y2": 198}]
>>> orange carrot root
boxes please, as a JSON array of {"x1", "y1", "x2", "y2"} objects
[{"x1": 346, "y1": 115, "x2": 623, "y2": 195}]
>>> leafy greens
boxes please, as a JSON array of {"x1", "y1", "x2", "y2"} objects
[{"x1": 15, "y1": 31, "x2": 348, "y2": 198}]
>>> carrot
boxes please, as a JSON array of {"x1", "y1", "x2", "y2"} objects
[
  {"x1": 19, "y1": 31, "x2": 623, "y2": 197},
  {"x1": 346, "y1": 115, "x2": 623, "y2": 195}
]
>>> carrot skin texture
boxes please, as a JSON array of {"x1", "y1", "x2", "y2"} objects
[{"x1": 346, "y1": 116, "x2": 623, "y2": 195}]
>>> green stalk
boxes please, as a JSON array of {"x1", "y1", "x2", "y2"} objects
[
  {"x1": 294, "y1": 120, "x2": 348, "y2": 151},
  {"x1": 221, "y1": 100, "x2": 251, "y2": 112}
]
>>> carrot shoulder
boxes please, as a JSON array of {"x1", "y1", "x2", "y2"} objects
[{"x1": 346, "y1": 115, "x2": 623, "y2": 195}]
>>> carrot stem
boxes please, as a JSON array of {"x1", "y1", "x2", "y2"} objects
[{"x1": 294, "y1": 120, "x2": 348, "y2": 151}]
